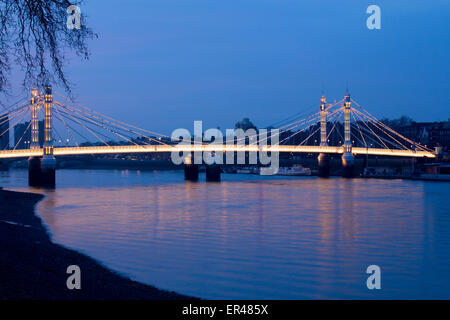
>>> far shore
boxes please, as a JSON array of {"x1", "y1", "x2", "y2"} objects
[{"x1": 0, "y1": 189, "x2": 194, "y2": 300}]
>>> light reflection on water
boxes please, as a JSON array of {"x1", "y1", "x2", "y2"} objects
[{"x1": 1, "y1": 169, "x2": 450, "y2": 299}]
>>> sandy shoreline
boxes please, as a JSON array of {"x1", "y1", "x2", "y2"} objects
[{"x1": 0, "y1": 189, "x2": 193, "y2": 300}]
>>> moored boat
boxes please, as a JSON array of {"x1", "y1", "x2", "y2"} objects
[{"x1": 263, "y1": 164, "x2": 311, "y2": 176}]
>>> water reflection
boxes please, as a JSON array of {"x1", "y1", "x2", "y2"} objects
[{"x1": 1, "y1": 169, "x2": 450, "y2": 299}]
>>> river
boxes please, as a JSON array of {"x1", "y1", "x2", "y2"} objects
[{"x1": 1, "y1": 169, "x2": 449, "y2": 299}]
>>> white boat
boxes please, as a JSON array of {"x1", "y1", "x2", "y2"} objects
[{"x1": 263, "y1": 164, "x2": 311, "y2": 176}]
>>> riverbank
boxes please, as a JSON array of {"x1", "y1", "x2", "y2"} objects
[{"x1": 0, "y1": 189, "x2": 192, "y2": 300}]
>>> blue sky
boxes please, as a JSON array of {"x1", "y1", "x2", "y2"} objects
[{"x1": 7, "y1": 0, "x2": 450, "y2": 134}]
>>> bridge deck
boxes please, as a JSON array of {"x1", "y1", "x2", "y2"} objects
[{"x1": 0, "y1": 145, "x2": 436, "y2": 159}]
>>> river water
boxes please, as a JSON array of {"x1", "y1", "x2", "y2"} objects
[{"x1": 1, "y1": 169, "x2": 449, "y2": 299}]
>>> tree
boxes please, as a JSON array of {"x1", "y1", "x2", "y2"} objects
[
  {"x1": 0, "y1": 0, "x2": 95, "y2": 97},
  {"x1": 235, "y1": 118, "x2": 257, "y2": 131},
  {"x1": 380, "y1": 115, "x2": 414, "y2": 128}
]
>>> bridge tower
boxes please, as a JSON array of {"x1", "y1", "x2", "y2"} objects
[
  {"x1": 317, "y1": 95, "x2": 330, "y2": 177},
  {"x1": 28, "y1": 88, "x2": 43, "y2": 186},
  {"x1": 41, "y1": 85, "x2": 56, "y2": 187},
  {"x1": 341, "y1": 91, "x2": 355, "y2": 177}
]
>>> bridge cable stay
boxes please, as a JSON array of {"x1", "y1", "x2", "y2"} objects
[
  {"x1": 55, "y1": 90, "x2": 343, "y2": 148},
  {"x1": 58, "y1": 105, "x2": 150, "y2": 149},
  {"x1": 350, "y1": 109, "x2": 392, "y2": 151},
  {"x1": 349, "y1": 123, "x2": 367, "y2": 148},
  {"x1": 0, "y1": 96, "x2": 29, "y2": 114},
  {"x1": 278, "y1": 106, "x2": 343, "y2": 145},
  {"x1": 355, "y1": 112, "x2": 411, "y2": 151},
  {"x1": 53, "y1": 104, "x2": 80, "y2": 147},
  {"x1": 237, "y1": 99, "x2": 345, "y2": 145},
  {"x1": 352, "y1": 108, "x2": 414, "y2": 151},
  {"x1": 56, "y1": 89, "x2": 307, "y2": 146},
  {"x1": 54, "y1": 100, "x2": 165, "y2": 148},
  {"x1": 42, "y1": 105, "x2": 69, "y2": 147},
  {"x1": 228, "y1": 102, "x2": 344, "y2": 147},
  {"x1": 0, "y1": 107, "x2": 32, "y2": 148},
  {"x1": 326, "y1": 111, "x2": 344, "y2": 142},
  {"x1": 52, "y1": 111, "x2": 93, "y2": 146},
  {"x1": 360, "y1": 109, "x2": 432, "y2": 152},
  {"x1": 304, "y1": 108, "x2": 345, "y2": 146},
  {"x1": 62, "y1": 102, "x2": 172, "y2": 147},
  {"x1": 349, "y1": 110, "x2": 395, "y2": 149},
  {"x1": 54, "y1": 91, "x2": 180, "y2": 142},
  {"x1": 54, "y1": 90, "x2": 352, "y2": 152},
  {"x1": 350, "y1": 106, "x2": 411, "y2": 150},
  {"x1": 267, "y1": 104, "x2": 318, "y2": 129},
  {"x1": 298, "y1": 127, "x2": 321, "y2": 146},
  {"x1": 52, "y1": 104, "x2": 112, "y2": 147},
  {"x1": 49, "y1": 102, "x2": 117, "y2": 147},
  {"x1": 350, "y1": 112, "x2": 368, "y2": 148},
  {"x1": 294, "y1": 109, "x2": 345, "y2": 148},
  {"x1": 352, "y1": 109, "x2": 410, "y2": 150},
  {"x1": 56, "y1": 97, "x2": 232, "y2": 148},
  {"x1": 225, "y1": 111, "x2": 322, "y2": 146},
  {"x1": 54, "y1": 108, "x2": 111, "y2": 147},
  {"x1": 351, "y1": 120, "x2": 403, "y2": 150},
  {"x1": 257, "y1": 111, "x2": 323, "y2": 146},
  {"x1": 56, "y1": 102, "x2": 159, "y2": 146},
  {"x1": 330, "y1": 113, "x2": 346, "y2": 147},
  {"x1": 0, "y1": 103, "x2": 30, "y2": 128},
  {"x1": 54, "y1": 101, "x2": 169, "y2": 149},
  {"x1": 350, "y1": 98, "x2": 433, "y2": 152},
  {"x1": 55, "y1": 103, "x2": 131, "y2": 144},
  {"x1": 13, "y1": 120, "x2": 32, "y2": 150},
  {"x1": 267, "y1": 99, "x2": 344, "y2": 129},
  {"x1": 54, "y1": 100, "x2": 175, "y2": 148}
]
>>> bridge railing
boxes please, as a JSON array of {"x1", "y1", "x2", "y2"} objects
[{"x1": 0, "y1": 145, "x2": 435, "y2": 159}]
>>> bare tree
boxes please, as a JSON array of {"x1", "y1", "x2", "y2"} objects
[{"x1": 0, "y1": 0, "x2": 95, "y2": 96}]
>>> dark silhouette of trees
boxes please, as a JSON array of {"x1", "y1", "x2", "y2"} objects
[
  {"x1": 380, "y1": 116, "x2": 414, "y2": 128},
  {"x1": 235, "y1": 118, "x2": 257, "y2": 131},
  {"x1": 0, "y1": 0, "x2": 95, "y2": 95}
]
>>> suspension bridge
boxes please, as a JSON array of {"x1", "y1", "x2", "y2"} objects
[{"x1": 0, "y1": 86, "x2": 436, "y2": 186}]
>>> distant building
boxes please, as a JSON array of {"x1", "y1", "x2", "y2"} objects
[
  {"x1": 394, "y1": 120, "x2": 450, "y2": 151},
  {"x1": 14, "y1": 120, "x2": 44, "y2": 149},
  {"x1": 0, "y1": 113, "x2": 9, "y2": 150}
]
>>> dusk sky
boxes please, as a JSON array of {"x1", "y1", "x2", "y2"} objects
[{"x1": 7, "y1": 0, "x2": 450, "y2": 134}]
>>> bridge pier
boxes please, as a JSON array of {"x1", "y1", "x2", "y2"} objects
[
  {"x1": 317, "y1": 153, "x2": 330, "y2": 177},
  {"x1": 341, "y1": 152, "x2": 355, "y2": 178},
  {"x1": 206, "y1": 164, "x2": 221, "y2": 182},
  {"x1": 0, "y1": 159, "x2": 8, "y2": 171},
  {"x1": 28, "y1": 156, "x2": 56, "y2": 188},
  {"x1": 184, "y1": 156, "x2": 199, "y2": 181},
  {"x1": 28, "y1": 157, "x2": 42, "y2": 187},
  {"x1": 41, "y1": 156, "x2": 56, "y2": 188},
  {"x1": 184, "y1": 164, "x2": 199, "y2": 181},
  {"x1": 27, "y1": 156, "x2": 56, "y2": 188}
]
